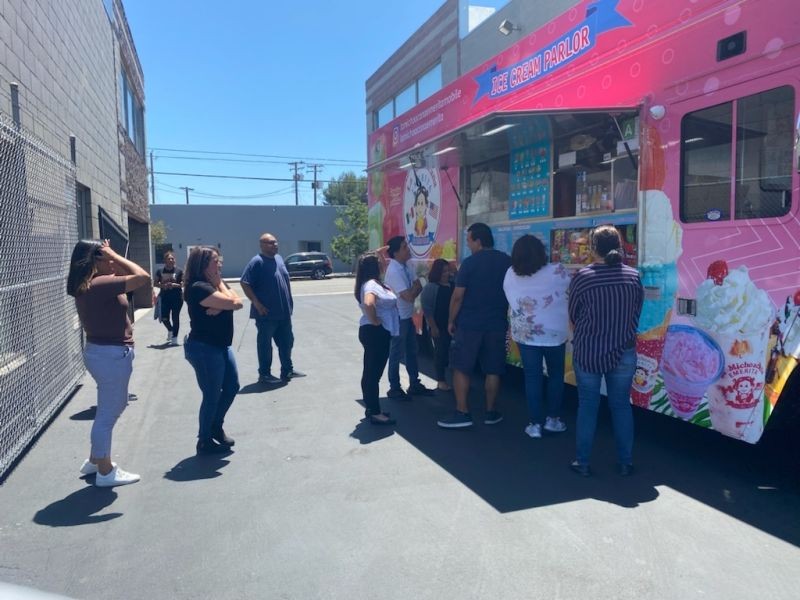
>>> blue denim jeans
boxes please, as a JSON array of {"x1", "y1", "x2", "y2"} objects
[
  {"x1": 184, "y1": 338, "x2": 240, "y2": 440},
  {"x1": 574, "y1": 348, "x2": 636, "y2": 466},
  {"x1": 518, "y1": 343, "x2": 565, "y2": 425},
  {"x1": 255, "y1": 317, "x2": 294, "y2": 378},
  {"x1": 83, "y1": 343, "x2": 134, "y2": 459},
  {"x1": 388, "y1": 318, "x2": 420, "y2": 391}
]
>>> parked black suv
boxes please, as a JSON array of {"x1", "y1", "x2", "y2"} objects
[{"x1": 284, "y1": 252, "x2": 333, "y2": 279}]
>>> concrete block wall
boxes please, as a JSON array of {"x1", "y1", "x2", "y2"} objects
[
  {"x1": 0, "y1": 0, "x2": 123, "y2": 236},
  {"x1": 150, "y1": 204, "x2": 352, "y2": 277}
]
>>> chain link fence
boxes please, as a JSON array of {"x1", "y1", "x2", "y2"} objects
[{"x1": 0, "y1": 111, "x2": 83, "y2": 479}]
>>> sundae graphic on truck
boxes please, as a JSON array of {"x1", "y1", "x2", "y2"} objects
[{"x1": 367, "y1": 0, "x2": 800, "y2": 444}]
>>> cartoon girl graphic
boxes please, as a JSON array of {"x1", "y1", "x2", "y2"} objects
[{"x1": 412, "y1": 184, "x2": 429, "y2": 237}]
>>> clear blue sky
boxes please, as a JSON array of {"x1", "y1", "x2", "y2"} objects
[{"x1": 124, "y1": 1, "x2": 454, "y2": 206}]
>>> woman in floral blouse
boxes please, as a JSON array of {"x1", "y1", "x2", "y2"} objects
[{"x1": 503, "y1": 235, "x2": 571, "y2": 439}]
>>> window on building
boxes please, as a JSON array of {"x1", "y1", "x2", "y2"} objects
[
  {"x1": 299, "y1": 240, "x2": 322, "y2": 252},
  {"x1": 76, "y1": 184, "x2": 91, "y2": 239},
  {"x1": 395, "y1": 83, "x2": 416, "y2": 117},
  {"x1": 417, "y1": 63, "x2": 442, "y2": 102},
  {"x1": 377, "y1": 100, "x2": 394, "y2": 128},
  {"x1": 120, "y1": 68, "x2": 145, "y2": 156},
  {"x1": 680, "y1": 85, "x2": 794, "y2": 222}
]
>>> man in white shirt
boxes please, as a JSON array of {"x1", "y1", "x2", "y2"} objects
[{"x1": 384, "y1": 236, "x2": 434, "y2": 399}]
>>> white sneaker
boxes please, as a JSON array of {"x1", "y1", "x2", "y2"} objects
[
  {"x1": 79, "y1": 459, "x2": 115, "y2": 475},
  {"x1": 94, "y1": 466, "x2": 140, "y2": 487},
  {"x1": 524, "y1": 423, "x2": 542, "y2": 438},
  {"x1": 170, "y1": 335, "x2": 179, "y2": 346},
  {"x1": 544, "y1": 417, "x2": 567, "y2": 433},
  {"x1": 166, "y1": 332, "x2": 173, "y2": 343}
]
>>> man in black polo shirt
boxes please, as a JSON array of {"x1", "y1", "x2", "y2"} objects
[{"x1": 438, "y1": 222, "x2": 511, "y2": 428}]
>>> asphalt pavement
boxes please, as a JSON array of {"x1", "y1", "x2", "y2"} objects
[{"x1": 0, "y1": 277, "x2": 799, "y2": 600}]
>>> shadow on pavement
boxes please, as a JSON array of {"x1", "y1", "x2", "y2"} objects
[
  {"x1": 33, "y1": 487, "x2": 121, "y2": 526},
  {"x1": 406, "y1": 353, "x2": 800, "y2": 545},
  {"x1": 164, "y1": 455, "x2": 232, "y2": 482},
  {"x1": 349, "y1": 409, "x2": 396, "y2": 445},
  {"x1": 239, "y1": 380, "x2": 288, "y2": 395},
  {"x1": 69, "y1": 406, "x2": 96, "y2": 421}
]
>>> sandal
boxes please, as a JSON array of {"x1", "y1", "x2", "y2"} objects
[{"x1": 368, "y1": 414, "x2": 396, "y2": 425}]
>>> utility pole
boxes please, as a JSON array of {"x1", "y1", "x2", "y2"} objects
[
  {"x1": 309, "y1": 163, "x2": 323, "y2": 206},
  {"x1": 179, "y1": 186, "x2": 193, "y2": 205},
  {"x1": 289, "y1": 161, "x2": 305, "y2": 205},
  {"x1": 149, "y1": 151, "x2": 155, "y2": 204}
]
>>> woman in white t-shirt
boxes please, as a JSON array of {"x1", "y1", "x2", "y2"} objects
[
  {"x1": 355, "y1": 253, "x2": 400, "y2": 425},
  {"x1": 503, "y1": 235, "x2": 571, "y2": 439}
]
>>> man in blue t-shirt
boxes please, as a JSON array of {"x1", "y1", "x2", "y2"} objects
[
  {"x1": 241, "y1": 233, "x2": 305, "y2": 385},
  {"x1": 438, "y1": 222, "x2": 511, "y2": 429}
]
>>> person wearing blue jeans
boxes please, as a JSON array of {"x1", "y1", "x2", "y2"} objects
[
  {"x1": 567, "y1": 226, "x2": 643, "y2": 476},
  {"x1": 241, "y1": 233, "x2": 305, "y2": 385},
  {"x1": 384, "y1": 236, "x2": 433, "y2": 398},
  {"x1": 184, "y1": 340, "x2": 240, "y2": 443},
  {"x1": 574, "y1": 348, "x2": 636, "y2": 468},
  {"x1": 184, "y1": 246, "x2": 244, "y2": 454},
  {"x1": 255, "y1": 317, "x2": 294, "y2": 380},
  {"x1": 503, "y1": 235, "x2": 571, "y2": 438},
  {"x1": 517, "y1": 343, "x2": 566, "y2": 436}
]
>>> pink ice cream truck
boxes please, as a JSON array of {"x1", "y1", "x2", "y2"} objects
[{"x1": 367, "y1": 0, "x2": 800, "y2": 444}]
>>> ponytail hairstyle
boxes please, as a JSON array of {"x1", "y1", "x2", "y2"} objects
[
  {"x1": 590, "y1": 225, "x2": 623, "y2": 266},
  {"x1": 67, "y1": 240, "x2": 104, "y2": 297}
]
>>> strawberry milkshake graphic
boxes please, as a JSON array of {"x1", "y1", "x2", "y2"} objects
[
  {"x1": 660, "y1": 325, "x2": 724, "y2": 419},
  {"x1": 695, "y1": 262, "x2": 775, "y2": 442},
  {"x1": 764, "y1": 291, "x2": 800, "y2": 407},
  {"x1": 632, "y1": 189, "x2": 682, "y2": 408}
]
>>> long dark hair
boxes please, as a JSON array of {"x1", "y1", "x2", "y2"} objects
[
  {"x1": 591, "y1": 225, "x2": 623, "y2": 266},
  {"x1": 67, "y1": 239, "x2": 103, "y2": 297},
  {"x1": 184, "y1": 246, "x2": 219, "y2": 290},
  {"x1": 428, "y1": 258, "x2": 449, "y2": 284},
  {"x1": 511, "y1": 234, "x2": 547, "y2": 276},
  {"x1": 354, "y1": 253, "x2": 387, "y2": 302}
]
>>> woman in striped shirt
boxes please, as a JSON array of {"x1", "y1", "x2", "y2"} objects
[{"x1": 567, "y1": 225, "x2": 643, "y2": 477}]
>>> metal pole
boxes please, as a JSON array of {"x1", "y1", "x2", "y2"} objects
[
  {"x1": 180, "y1": 186, "x2": 193, "y2": 204},
  {"x1": 150, "y1": 151, "x2": 156, "y2": 204}
]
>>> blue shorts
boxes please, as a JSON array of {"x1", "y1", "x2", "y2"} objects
[{"x1": 450, "y1": 328, "x2": 507, "y2": 376}]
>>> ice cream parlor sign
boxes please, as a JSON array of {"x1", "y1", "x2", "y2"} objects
[{"x1": 473, "y1": 0, "x2": 632, "y2": 102}]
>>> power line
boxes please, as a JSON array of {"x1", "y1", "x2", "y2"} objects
[
  {"x1": 154, "y1": 154, "x2": 367, "y2": 167},
  {"x1": 150, "y1": 146, "x2": 366, "y2": 164},
  {"x1": 152, "y1": 170, "x2": 341, "y2": 184}
]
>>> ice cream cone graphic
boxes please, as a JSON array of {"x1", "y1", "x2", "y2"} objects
[
  {"x1": 695, "y1": 262, "x2": 775, "y2": 442},
  {"x1": 632, "y1": 310, "x2": 671, "y2": 408},
  {"x1": 764, "y1": 291, "x2": 800, "y2": 407}
]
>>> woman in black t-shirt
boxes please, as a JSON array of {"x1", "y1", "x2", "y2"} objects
[
  {"x1": 183, "y1": 246, "x2": 244, "y2": 454},
  {"x1": 154, "y1": 250, "x2": 184, "y2": 345}
]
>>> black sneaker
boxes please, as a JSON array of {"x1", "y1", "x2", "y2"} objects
[
  {"x1": 437, "y1": 411, "x2": 473, "y2": 429},
  {"x1": 259, "y1": 374, "x2": 282, "y2": 385},
  {"x1": 618, "y1": 463, "x2": 634, "y2": 476},
  {"x1": 281, "y1": 369, "x2": 306, "y2": 381},
  {"x1": 196, "y1": 439, "x2": 231, "y2": 455},
  {"x1": 569, "y1": 460, "x2": 591, "y2": 477},
  {"x1": 407, "y1": 383, "x2": 435, "y2": 397},
  {"x1": 212, "y1": 428, "x2": 235, "y2": 447},
  {"x1": 484, "y1": 410, "x2": 503, "y2": 425},
  {"x1": 387, "y1": 388, "x2": 408, "y2": 399}
]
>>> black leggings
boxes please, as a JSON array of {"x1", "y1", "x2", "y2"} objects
[
  {"x1": 433, "y1": 329, "x2": 451, "y2": 382},
  {"x1": 160, "y1": 295, "x2": 183, "y2": 337},
  {"x1": 358, "y1": 324, "x2": 391, "y2": 416}
]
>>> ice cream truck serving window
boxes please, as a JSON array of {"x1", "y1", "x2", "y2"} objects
[{"x1": 367, "y1": 0, "x2": 800, "y2": 445}]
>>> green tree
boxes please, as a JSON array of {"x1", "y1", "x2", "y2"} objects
[
  {"x1": 330, "y1": 197, "x2": 368, "y2": 270},
  {"x1": 323, "y1": 171, "x2": 367, "y2": 206},
  {"x1": 150, "y1": 219, "x2": 167, "y2": 246}
]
